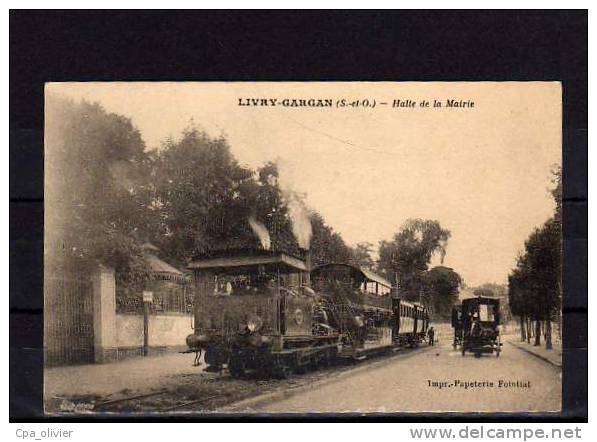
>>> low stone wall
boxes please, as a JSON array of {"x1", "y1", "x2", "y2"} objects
[{"x1": 115, "y1": 313, "x2": 193, "y2": 359}]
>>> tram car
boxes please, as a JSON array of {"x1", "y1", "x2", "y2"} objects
[
  {"x1": 184, "y1": 249, "x2": 340, "y2": 378},
  {"x1": 460, "y1": 296, "x2": 502, "y2": 357},
  {"x1": 393, "y1": 299, "x2": 429, "y2": 347},
  {"x1": 311, "y1": 264, "x2": 395, "y2": 358}
]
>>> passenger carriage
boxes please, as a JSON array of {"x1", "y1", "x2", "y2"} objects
[
  {"x1": 311, "y1": 263, "x2": 395, "y2": 359},
  {"x1": 393, "y1": 299, "x2": 429, "y2": 347}
]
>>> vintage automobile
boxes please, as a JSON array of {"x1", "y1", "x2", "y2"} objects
[
  {"x1": 451, "y1": 305, "x2": 463, "y2": 348},
  {"x1": 460, "y1": 296, "x2": 502, "y2": 357}
]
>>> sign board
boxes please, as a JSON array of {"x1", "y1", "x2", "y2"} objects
[{"x1": 142, "y1": 291, "x2": 153, "y2": 303}]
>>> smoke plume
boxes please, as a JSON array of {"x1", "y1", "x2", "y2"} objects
[
  {"x1": 274, "y1": 158, "x2": 313, "y2": 250},
  {"x1": 248, "y1": 217, "x2": 271, "y2": 250},
  {"x1": 286, "y1": 192, "x2": 312, "y2": 250}
]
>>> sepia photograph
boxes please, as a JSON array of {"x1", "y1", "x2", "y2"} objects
[{"x1": 43, "y1": 81, "x2": 562, "y2": 415}]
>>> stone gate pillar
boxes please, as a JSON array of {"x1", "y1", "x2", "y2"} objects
[{"x1": 92, "y1": 265, "x2": 118, "y2": 363}]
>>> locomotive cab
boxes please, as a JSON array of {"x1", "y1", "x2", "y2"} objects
[{"x1": 186, "y1": 249, "x2": 339, "y2": 377}]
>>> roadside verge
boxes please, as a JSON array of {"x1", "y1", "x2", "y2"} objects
[{"x1": 507, "y1": 340, "x2": 562, "y2": 368}]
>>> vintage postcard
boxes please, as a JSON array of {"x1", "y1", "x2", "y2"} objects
[{"x1": 44, "y1": 82, "x2": 562, "y2": 414}]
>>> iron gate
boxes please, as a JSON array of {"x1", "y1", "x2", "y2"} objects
[{"x1": 44, "y1": 274, "x2": 95, "y2": 366}]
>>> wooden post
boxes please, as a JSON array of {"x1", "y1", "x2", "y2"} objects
[
  {"x1": 143, "y1": 302, "x2": 149, "y2": 356},
  {"x1": 142, "y1": 291, "x2": 153, "y2": 356}
]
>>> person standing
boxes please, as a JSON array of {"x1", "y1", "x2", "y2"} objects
[{"x1": 427, "y1": 326, "x2": 435, "y2": 346}]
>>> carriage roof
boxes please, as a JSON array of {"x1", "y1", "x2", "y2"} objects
[
  {"x1": 461, "y1": 296, "x2": 500, "y2": 313},
  {"x1": 188, "y1": 249, "x2": 308, "y2": 273},
  {"x1": 462, "y1": 295, "x2": 500, "y2": 305},
  {"x1": 397, "y1": 299, "x2": 426, "y2": 310},
  {"x1": 311, "y1": 263, "x2": 392, "y2": 289}
]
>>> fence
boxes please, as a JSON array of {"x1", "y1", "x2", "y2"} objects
[
  {"x1": 44, "y1": 273, "x2": 95, "y2": 366},
  {"x1": 115, "y1": 280, "x2": 193, "y2": 315}
]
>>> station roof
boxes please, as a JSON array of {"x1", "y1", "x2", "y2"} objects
[
  {"x1": 141, "y1": 243, "x2": 186, "y2": 282},
  {"x1": 147, "y1": 253, "x2": 184, "y2": 276}
]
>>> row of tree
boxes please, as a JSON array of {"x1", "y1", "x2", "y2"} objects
[
  {"x1": 508, "y1": 169, "x2": 562, "y2": 349},
  {"x1": 352, "y1": 220, "x2": 463, "y2": 319},
  {"x1": 45, "y1": 96, "x2": 357, "y2": 287},
  {"x1": 46, "y1": 95, "x2": 465, "y2": 318}
]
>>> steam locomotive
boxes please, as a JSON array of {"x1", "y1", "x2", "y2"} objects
[{"x1": 184, "y1": 249, "x2": 429, "y2": 378}]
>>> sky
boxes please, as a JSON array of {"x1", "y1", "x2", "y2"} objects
[{"x1": 47, "y1": 82, "x2": 561, "y2": 286}]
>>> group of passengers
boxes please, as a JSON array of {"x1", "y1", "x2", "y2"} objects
[{"x1": 213, "y1": 274, "x2": 277, "y2": 296}]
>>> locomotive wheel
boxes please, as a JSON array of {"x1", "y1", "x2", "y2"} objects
[
  {"x1": 474, "y1": 352, "x2": 481, "y2": 358},
  {"x1": 295, "y1": 362, "x2": 308, "y2": 374},
  {"x1": 275, "y1": 365, "x2": 292, "y2": 379},
  {"x1": 327, "y1": 348, "x2": 339, "y2": 366},
  {"x1": 228, "y1": 357, "x2": 246, "y2": 378}
]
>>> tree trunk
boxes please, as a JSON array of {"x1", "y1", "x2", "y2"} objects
[
  {"x1": 545, "y1": 320, "x2": 553, "y2": 350},
  {"x1": 520, "y1": 315, "x2": 527, "y2": 342},
  {"x1": 526, "y1": 317, "x2": 532, "y2": 343},
  {"x1": 534, "y1": 320, "x2": 541, "y2": 346}
]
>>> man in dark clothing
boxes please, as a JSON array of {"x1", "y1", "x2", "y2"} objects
[{"x1": 427, "y1": 326, "x2": 435, "y2": 346}]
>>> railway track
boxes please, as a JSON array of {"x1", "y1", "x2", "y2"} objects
[{"x1": 84, "y1": 345, "x2": 430, "y2": 414}]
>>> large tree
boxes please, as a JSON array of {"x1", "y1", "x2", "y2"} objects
[
  {"x1": 150, "y1": 127, "x2": 264, "y2": 264},
  {"x1": 422, "y1": 266, "x2": 462, "y2": 319},
  {"x1": 508, "y1": 260, "x2": 533, "y2": 342},
  {"x1": 350, "y1": 242, "x2": 375, "y2": 269},
  {"x1": 45, "y1": 95, "x2": 152, "y2": 285},
  {"x1": 310, "y1": 212, "x2": 352, "y2": 267},
  {"x1": 507, "y1": 167, "x2": 562, "y2": 349},
  {"x1": 378, "y1": 219, "x2": 451, "y2": 301}
]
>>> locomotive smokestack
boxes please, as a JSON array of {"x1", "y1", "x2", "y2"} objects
[{"x1": 303, "y1": 249, "x2": 311, "y2": 287}]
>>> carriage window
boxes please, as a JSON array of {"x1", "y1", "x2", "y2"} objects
[
  {"x1": 365, "y1": 281, "x2": 377, "y2": 294},
  {"x1": 478, "y1": 304, "x2": 495, "y2": 322}
]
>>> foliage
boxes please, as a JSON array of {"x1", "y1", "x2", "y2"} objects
[
  {"x1": 378, "y1": 219, "x2": 451, "y2": 301},
  {"x1": 350, "y1": 242, "x2": 375, "y2": 269},
  {"x1": 508, "y1": 168, "x2": 562, "y2": 324},
  {"x1": 45, "y1": 95, "x2": 151, "y2": 285},
  {"x1": 422, "y1": 266, "x2": 462, "y2": 319},
  {"x1": 149, "y1": 127, "x2": 261, "y2": 264},
  {"x1": 46, "y1": 92, "x2": 357, "y2": 277},
  {"x1": 310, "y1": 212, "x2": 353, "y2": 267}
]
